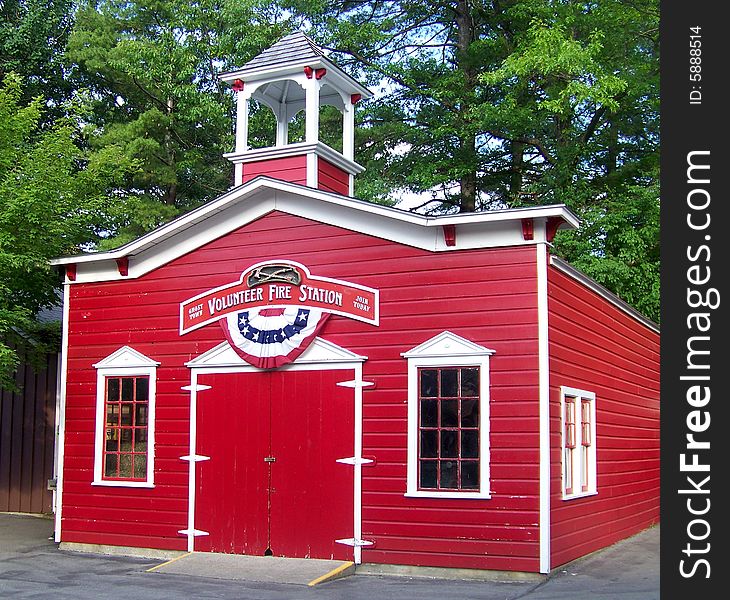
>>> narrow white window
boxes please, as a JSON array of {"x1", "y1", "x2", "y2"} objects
[
  {"x1": 402, "y1": 331, "x2": 494, "y2": 499},
  {"x1": 561, "y1": 386, "x2": 597, "y2": 499},
  {"x1": 92, "y1": 347, "x2": 159, "y2": 488}
]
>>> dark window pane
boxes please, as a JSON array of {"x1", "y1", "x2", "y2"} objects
[
  {"x1": 420, "y1": 430, "x2": 438, "y2": 458},
  {"x1": 440, "y1": 461, "x2": 458, "y2": 488},
  {"x1": 105, "y1": 435, "x2": 118, "y2": 452},
  {"x1": 121, "y1": 404, "x2": 133, "y2": 426},
  {"x1": 135, "y1": 404, "x2": 148, "y2": 427},
  {"x1": 441, "y1": 430, "x2": 458, "y2": 457},
  {"x1": 420, "y1": 370, "x2": 438, "y2": 397},
  {"x1": 136, "y1": 377, "x2": 149, "y2": 401},
  {"x1": 462, "y1": 461, "x2": 479, "y2": 489},
  {"x1": 462, "y1": 430, "x2": 479, "y2": 458},
  {"x1": 461, "y1": 368, "x2": 479, "y2": 397},
  {"x1": 461, "y1": 398, "x2": 479, "y2": 427},
  {"x1": 441, "y1": 399, "x2": 458, "y2": 427},
  {"x1": 120, "y1": 428, "x2": 133, "y2": 449},
  {"x1": 420, "y1": 461, "x2": 438, "y2": 488},
  {"x1": 104, "y1": 453, "x2": 118, "y2": 478},
  {"x1": 441, "y1": 369, "x2": 458, "y2": 397},
  {"x1": 106, "y1": 404, "x2": 118, "y2": 426},
  {"x1": 136, "y1": 428, "x2": 148, "y2": 444},
  {"x1": 420, "y1": 399, "x2": 438, "y2": 427},
  {"x1": 107, "y1": 378, "x2": 120, "y2": 402},
  {"x1": 121, "y1": 378, "x2": 134, "y2": 401}
]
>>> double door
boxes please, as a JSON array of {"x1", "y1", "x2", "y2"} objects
[{"x1": 194, "y1": 369, "x2": 354, "y2": 560}]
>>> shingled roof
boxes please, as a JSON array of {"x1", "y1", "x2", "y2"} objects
[{"x1": 237, "y1": 31, "x2": 326, "y2": 73}]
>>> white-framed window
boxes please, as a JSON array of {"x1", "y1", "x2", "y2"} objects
[
  {"x1": 402, "y1": 331, "x2": 495, "y2": 499},
  {"x1": 561, "y1": 386, "x2": 597, "y2": 499},
  {"x1": 92, "y1": 346, "x2": 159, "y2": 487}
]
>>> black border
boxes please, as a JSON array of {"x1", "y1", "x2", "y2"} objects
[{"x1": 660, "y1": 2, "x2": 726, "y2": 596}]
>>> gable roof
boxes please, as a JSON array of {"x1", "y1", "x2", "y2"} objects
[
  {"x1": 219, "y1": 31, "x2": 372, "y2": 99},
  {"x1": 48, "y1": 177, "x2": 658, "y2": 333},
  {"x1": 50, "y1": 176, "x2": 579, "y2": 283},
  {"x1": 235, "y1": 31, "x2": 325, "y2": 74}
]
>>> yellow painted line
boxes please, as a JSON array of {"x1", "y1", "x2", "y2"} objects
[
  {"x1": 146, "y1": 552, "x2": 192, "y2": 573},
  {"x1": 307, "y1": 561, "x2": 355, "y2": 587}
]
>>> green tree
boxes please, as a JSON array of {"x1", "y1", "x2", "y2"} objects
[
  {"x1": 66, "y1": 0, "x2": 292, "y2": 248},
  {"x1": 57, "y1": 0, "x2": 659, "y2": 320},
  {"x1": 0, "y1": 0, "x2": 75, "y2": 123},
  {"x1": 0, "y1": 73, "x2": 133, "y2": 388},
  {"x1": 287, "y1": 0, "x2": 659, "y2": 320}
]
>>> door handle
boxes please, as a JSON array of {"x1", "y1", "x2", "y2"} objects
[{"x1": 264, "y1": 456, "x2": 276, "y2": 463}]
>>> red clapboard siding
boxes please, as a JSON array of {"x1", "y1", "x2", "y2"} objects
[
  {"x1": 62, "y1": 210, "x2": 541, "y2": 570},
  {"x1": 317, "y1": 158, "x2": 350, "y2": 195},
  {"x1": 241, "y1": 156, "x2": 307, "y2": 186},
  {"x1": 547, "y1": 264, "x2": 659, "y2": 570}
]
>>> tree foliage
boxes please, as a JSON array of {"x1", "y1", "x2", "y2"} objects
[
  {"x1": 0, "y1": 0, "x2": 660, "y2": 388},
  {"x1": 67, "y1": 0, "x2": 292, "y2": 247},
  {"x1": 0, "y1": 73, "x2": 134, "y2": 388},
  {"x1": 0, "y1": 0, "x2": 75, "y2": 123},
  {"x1": 288, "y1": 0, "x2": 660, "y2": 320}
]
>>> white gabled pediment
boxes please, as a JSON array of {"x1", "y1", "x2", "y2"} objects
[
  {"x1": 187, "y1": 336, "x2": 366, "y2": 369},
  {"x1": 51, "y1": 176, "x2": 579, "y2": 285},
  {"x1": 93, "y1": 346, "x2": 160, "y2": 369},
  {"x1": 401, "y1": 331, "x2": 495, "y2": 359}
]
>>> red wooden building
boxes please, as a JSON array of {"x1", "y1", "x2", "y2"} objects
[{"x1": 50, "y1": 32, "x2": 659, "y2": 574}]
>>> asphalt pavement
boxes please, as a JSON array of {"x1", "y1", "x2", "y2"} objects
[{"x1": 0, "y1": 512, "x2": 658, "y2": 599}]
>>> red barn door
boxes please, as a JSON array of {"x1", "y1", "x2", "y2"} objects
[{"x1": 194, "y1": 369, "x2": 354, "y2": 560}]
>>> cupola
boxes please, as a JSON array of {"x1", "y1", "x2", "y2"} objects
[{"x1": 219, "y1": 32, "x2": 372, "y2": 196}]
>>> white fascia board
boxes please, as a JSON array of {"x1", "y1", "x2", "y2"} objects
[
  {"x1": 67, "y1": 200, "x2": 275, "y2": 284},
  {"x1": 220, "y1": 57, "x2": 373, "y2": 99},
  {"x1": 49, "y1": 183, "x2": 257, "y2": 267},
  {"x1": 50, "y1": 178, "x2": 574, "y2": 267},
  {"x1": 52, "y1": 178, "x2": 581, "y2": 283},
  {"x1": 549, "y1": 256, "x2": 660, "y2": 333},
  {"x1": 224, "y1": 141, "x2": 366, "y2": 175},
  {"x1": 318, "y1": 64, "x2": 374, "y2": 99},
  {"x1": 219, "y1": 59, "x2": 322, "y2": 83},
  {"x1": 430, "y1": 204, "x2": 580, "y2": 230}
]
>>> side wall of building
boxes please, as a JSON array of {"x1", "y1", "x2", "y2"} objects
[
  {"x1": 0, "y1": 344, "x2": 58, "y2": 514},
  {"x1": 547, "y1": 263, "x2": 660, "y2": 569},
  {"x1": 61, "y1": 211, "x2": 543, "y2": 571}
]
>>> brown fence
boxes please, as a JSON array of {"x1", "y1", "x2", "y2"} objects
[{"x1": 0, "y1": 346, "x2": 58, "y2": 514}]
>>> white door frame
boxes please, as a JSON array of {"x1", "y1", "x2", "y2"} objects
[{"x1": 180, "y1": 337, "x2": 371, "y2": 563}]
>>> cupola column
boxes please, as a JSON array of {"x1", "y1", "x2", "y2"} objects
[
  {"x1": 235, "y1": 88, "x2": 251, "y2": 154},
  {"x1": 304, "y1": 76, "x2": 321, "y2": 145},
  {"x1": 275, "y1": 102, "x2": 288, "y2": 146},
  {"x1": 343, "y1": 98, "x2": 355, "y2": 162}
]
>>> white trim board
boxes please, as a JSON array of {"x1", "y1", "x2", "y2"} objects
[
  {"x1": 549, "y1": 256, "x2": 659, "y2": 334},
  {"x1": 537, "y1": 243, "x2": 551, "y2": 574},
  {"x1": 50, "y1": 177, "x2": 579, "y2": 284},
  {"x1": 54, "y1": 283, "x2": 71, "y2": 543},
  {"x1": 92, "y1": 347, "x2": 159, "y2": 488},
  {"x1": 183, "y1": 336, "x2": 367, "y2": 563},
  {"x1": 402, "y1": 332, "x2": 494, "y2": 500}
]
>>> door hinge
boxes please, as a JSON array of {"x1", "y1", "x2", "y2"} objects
[
  {"x1": 336, "y1": 379, "x2": 375, "y2": 389},
  {"x1": 181, "y1": 384, "x2": 212, "y2": 392},
  {"x1": 180, "y1": 454, "x2": 210, "y2": 463},
  {"x1": 336, "y1": 456, "x2": 375, "y2": 466},
  {"x1": 335, "y1": 537, "x2": 375, "y2": 548}
]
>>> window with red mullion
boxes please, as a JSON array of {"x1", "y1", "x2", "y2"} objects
[
  {"x1": 581, "y1": 399, "x2": 591, "y2": 492},
  {"x1": 103, "y1": 376, "x2": 149, "y2": 481},
  {"x1": 564, "y1": 396, "x2": 576, "y2": 495},
  {"x1": 417, "y1": 367, "x2": 480, "y2": 491}
]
